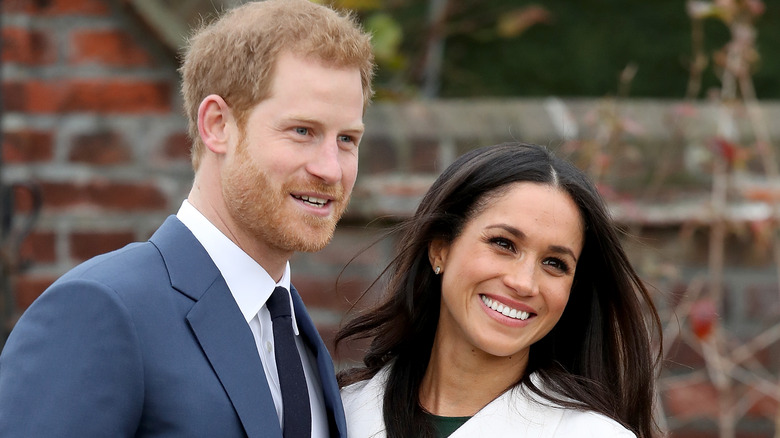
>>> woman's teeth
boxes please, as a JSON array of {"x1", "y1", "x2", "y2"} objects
[{"x1": 480, "y1": 295, "x2": 531, "y2": 320}]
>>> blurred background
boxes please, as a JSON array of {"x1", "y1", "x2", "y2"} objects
[{"x1": 2, "y1": 0, "x2": 780, "y2": 436}]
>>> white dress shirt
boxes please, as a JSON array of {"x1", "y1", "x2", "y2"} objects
[{"x1": 177, "y1": 200, "x2": 328, "y2": 437}]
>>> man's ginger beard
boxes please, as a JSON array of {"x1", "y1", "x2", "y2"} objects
[{"x1": 221, "y1": 136, "x2": 349, "y2": 253}]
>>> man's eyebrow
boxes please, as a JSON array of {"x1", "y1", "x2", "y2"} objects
[
  {"x1": 285, "y1": 116, "x2": 365, "y2": 134},
  {"x1": 342, "y1": 124, "x2": 365, "y2": 134}
]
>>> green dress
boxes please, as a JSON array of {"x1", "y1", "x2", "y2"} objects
[{"x1": 428, "y1": 413, "x2": 472, "y2": 438}]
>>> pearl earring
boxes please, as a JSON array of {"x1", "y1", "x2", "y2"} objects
[{"x1": 434, "y1": 266, "x2": 441, "y2": 275}]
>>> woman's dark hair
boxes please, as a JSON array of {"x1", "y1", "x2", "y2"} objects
[{"x1": 335, "y1": 142, "x2": 662, "y2": 438}]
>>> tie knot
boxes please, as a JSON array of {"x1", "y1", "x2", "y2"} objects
[{"x1": 267, "y1": 286, "x2": 292, "y2": 319}]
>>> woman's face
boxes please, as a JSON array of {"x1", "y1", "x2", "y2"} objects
[{"x1": 430, "y1": 182, "x2": 584, "y2": 362}]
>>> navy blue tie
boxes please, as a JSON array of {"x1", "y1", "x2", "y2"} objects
[{"x1": 266, "y1": 287, "x2": 312, "y2": 437}]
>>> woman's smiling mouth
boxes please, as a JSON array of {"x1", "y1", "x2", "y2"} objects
[{"x1": 480, "y1": 295, "x2": 533, "y2": 321}]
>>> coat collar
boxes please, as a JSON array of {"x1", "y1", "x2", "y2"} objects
[
  {"x1": 149, "y1": 216, "x2": 220, "y2": 301},
  {"x1": 151, "y1": 216, "x2": 281, "y2": 438},
  {"x1": 150, "y1": 216, "x2": 347, "y2": 438},
  {"x1": 341, "y1": 366, "x2": 566, "y2": 438}
]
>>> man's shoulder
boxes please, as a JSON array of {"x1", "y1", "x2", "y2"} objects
[
  {"x1": 59, "y1": 215, "x2": 196, "y2": 290},
  {"x1": 62, "y1": 239, "x2": 164, "y2": 286}
]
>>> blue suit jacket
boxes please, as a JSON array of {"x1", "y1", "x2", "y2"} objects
[{"x1": 0, "y1": 216, "x2": 347, "y2": 437}]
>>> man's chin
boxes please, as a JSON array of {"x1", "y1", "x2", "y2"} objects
[
  {"x1": 286, "y1": 235, "x2": 334, "y2": 253},
  {"x1": 285, "y1": 223, "x2": 337, "y2": 253}
]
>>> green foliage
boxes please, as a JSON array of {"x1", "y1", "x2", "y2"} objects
[
  {"x1": 353, "y1": 0, "x2": 780, "y2": 99},
  {"x1": 365, "y1": 13, "x2": 405, "y2": 69}
]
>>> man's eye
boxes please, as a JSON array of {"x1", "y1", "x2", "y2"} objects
[
  {"x1": 338, "y1": 135, "x2": 354, "y2": 143},
  {"x1": 294, "y1": 127, "x2": 309, "y2": 135}
]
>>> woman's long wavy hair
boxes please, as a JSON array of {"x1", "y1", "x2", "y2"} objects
[{"x1": 335, "y1": 142, "x2": 662, "y2": 438}]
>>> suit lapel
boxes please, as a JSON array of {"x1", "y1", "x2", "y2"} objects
[
  {"x1": 187, "y1": 281, "x2": 281, "y2": 438},
  {"x1": 151, "y1": 217, "x2": 281, "y2": 438},
  {"x1": 291, "y1": 286, "x2": 348, "y2": 438}
]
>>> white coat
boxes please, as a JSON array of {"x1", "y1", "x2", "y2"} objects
[{"x1": 341, "y1": 366, "x2": 636, "y2": 438}]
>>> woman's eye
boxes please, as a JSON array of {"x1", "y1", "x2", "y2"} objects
[
  {"x1": 489, "y1": 237, "x2": 514, "y2": 252},
  {"x1": 542, "y1": 258, "x2": 570, "y2": 273},
  {"x1": 294, "y1": 127, "x2": 309, "y2": 135}
]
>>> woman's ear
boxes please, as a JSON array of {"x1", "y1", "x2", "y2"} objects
[
  {"x1": 428, "y1": 238, "x2": 449, "y2": 272},
  {"x1": 197, "y1": 94, "x2": 234, "y2": 155}
]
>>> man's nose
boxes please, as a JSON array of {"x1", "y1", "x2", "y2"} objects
[{"x1": 306, "y1": 138, "x2": 342, "y2": 184}]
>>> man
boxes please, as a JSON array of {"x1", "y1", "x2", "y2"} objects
[{"x1": 0, "y1": 1, "x2": 374, "y2": 436}]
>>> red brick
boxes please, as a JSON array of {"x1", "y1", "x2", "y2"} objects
[
  {"x1": 664, "y1": 337, "x2": 706, "y2": 370},
  {"x1": 70, "y1": 29, "x2": 153, "y2": 67},
  {"x1": 663, "y1": 379, "x2": 719, "y2": 420},
  {"x1": 38, "y1": 180, "x2": 167, "y2": 211},
  {"x1": 35, "y1": 181, "x2": 80, "y2": 210},
  {"x1": 1, "y1": 28, "x2": 57, "y2": 65},
  {"x1": 361, "y1": 135, "x2": 397, "y2": 173},
  {"x1": 293, "y1": 276, "x2": 370, "y2": 311},
  {"x1": 162, "y1": 132, "x2": 192, "y2": 160},
  {"x1": 14, "y1": 275, "x2": 57, "y2": 310},
  {"x1": 1, "y1": 81, "x2": 26, "y2": 112},
  {"x1": 664, "y1": 428, "x2": 718, "y2": 438},
  {"x1": 2, "y1": 130, "x2": 54, "y2": 163},
  {"x1": 19, "y1": 231, "x2": 57, "y2": 264},
  {"x1": 410, "y1": 137, "x2": 440, "y2": 173},
  {"x1": 306, "y1": 227, "x2": 386, "y2": 269},
  {"x1": 316, "y1": 321, "x2": 374, "y2": 362},
  {"x1": 69, "y1": 231, "x2": 135, "y2": 261},
  {"x1": 7, "y1": 182, "x2": 44, "y2": 215},
  {"x1": 3, "y1": 80, "x2": 172, "y2": 114},
  {"x1": 744, "y1": 385, "x2": 780, "y2": 417},
  {"x1": 2, "y1": 0, "x2": 108, "y2": 15},
  {"x1": 85, "y1": 180, "x2": 168, "y2": 211},
  {"x1": 332, "y1": 331, "x2": 371, "y2": 367},
  {"x1": 69, "y1": 131, "x2": 132, "y2": 164}
]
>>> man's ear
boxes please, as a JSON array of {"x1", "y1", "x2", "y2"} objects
[
  {"x1": 428, "y1": 238, "x2": 449, "y2": 271},
  {"x1": 197, "y1": 94, "x2": 234, "y2": 155}
]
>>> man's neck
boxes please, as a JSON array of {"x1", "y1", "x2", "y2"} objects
[{"x1": 186, "y1": 186, "x2": 291, "y2": 282}]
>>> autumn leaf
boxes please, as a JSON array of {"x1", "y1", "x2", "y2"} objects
[
  {"x1": 709, "y1": 137, "x2": 747, "y2": 169},
  {"x1": 690, "y1": 299, "x2": 718, "y2": 340},
  {"x1": 496, "y1": 5, "x2": 552, "y2": 39}
]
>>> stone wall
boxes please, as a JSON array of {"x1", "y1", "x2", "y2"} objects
[{"x1": 3, "y1": 1, "x2": 780, "y2": 436}]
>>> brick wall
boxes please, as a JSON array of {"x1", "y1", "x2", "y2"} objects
[
  {"x1": 2, "y1": 0, "x2": 189, "y2": 309},
  {"x1": 4, "y1": 1, "x2": 780, "y2": 437}
]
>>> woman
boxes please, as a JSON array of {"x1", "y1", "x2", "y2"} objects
[{"x1": 336, "y1": 142, "x2": 662, "y2": 438}]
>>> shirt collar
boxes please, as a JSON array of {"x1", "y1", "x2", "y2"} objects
[{"x1": 176, "y1": 200, "x2": 299, "y2": 335}]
